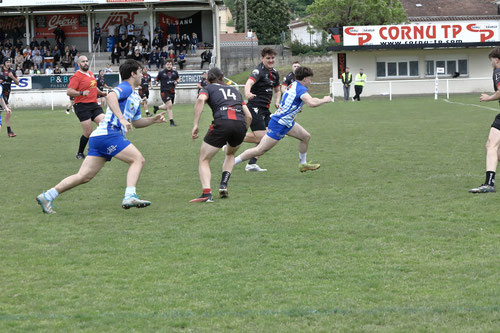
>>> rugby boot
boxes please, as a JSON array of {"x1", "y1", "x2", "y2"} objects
[
  {"x1": 36, "y1": 192, "x2": 56, "y2": 214},
  {"x1": 8, "y1": 132, "x2": 16, "y2": 137},
  {"x1": 245, "y1": 163, "x2": 267, "y2": 172},
  {"x1": 189, "y1": 193, "x2": 214, "y2": 203},
  {"x1": 299, "y1": 162, "x2": 320, "y2": 173},
  {"x1": 469, "y1": 184, "x2": 496, "y2": 193},
  {"x1": 219, "y1": 184, "x2": 229, "y2": 198},
  {"x1": 153, "y1": 105, "x2": 159, "y2": 114},
  {"x1": 122, "y1": 194, "x2": 151, "y2": 209}
]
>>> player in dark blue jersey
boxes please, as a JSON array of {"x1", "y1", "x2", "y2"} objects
[
  {"x1": 470, "y1": 47, "x2": 500, "y2": 193},
  {"x1": 190, "y1": 67, "x2": 252, "y2": 202},
  {"x1": 234, "y1": 66, "x2": 331, "y2": 173}
]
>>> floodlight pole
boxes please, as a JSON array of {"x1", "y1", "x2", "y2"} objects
[{"x1": 244, "y1": 0, "x2": 248, "y2": 33}]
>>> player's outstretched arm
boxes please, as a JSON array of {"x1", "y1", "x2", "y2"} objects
[
  {"x1": 245, "y1": 78, "x2": 256, "y2": 100},
  {"x1": 192, "y1": 94, "x2": 207, "y2": 139},
  {"x1": 480, "y1": 89, "x2": 500, "y2": 102},
  {"x1": 133, "y1": 111, "x2": 167, "y2": 128},
  {"x1": 301, "y1": 94, "x2": 332, "y2": 107}
]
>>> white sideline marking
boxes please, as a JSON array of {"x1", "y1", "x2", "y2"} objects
[{"x1": 443, "y1": 99, "x2": 499, "y2": 112}]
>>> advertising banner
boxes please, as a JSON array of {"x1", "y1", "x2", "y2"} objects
[
  {"x1": 11, "y1": 77, "x2": 32, "y2": 90},
  {"x1": 0, "y1": 16, "x2": 26, "y2": 40},
  {"x1": 34, "y1": 13, "x2": 88, "y2": 39},
  {"x1": 96, "y1": 11, "x2": 148, "y2": 36},
  {"x1": 30, "y1": 74, "x2": 120, "y2": 89},
  {"x1": 157, "y1": 12, "x2": 202, "y2": 41},
  {"x1": 343, "y1": 22, "x2": 500, "y2": 47}
]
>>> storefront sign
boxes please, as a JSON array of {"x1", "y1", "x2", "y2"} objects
[{"x1": 343, "y1": 22, "x2": 500, "y2": 47}]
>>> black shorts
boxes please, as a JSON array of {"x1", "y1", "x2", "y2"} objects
[
  {"x1": 248, "y1": 103, "x2": 271, "y2": 131},
  {"x1": 161, "y1": 90, "x2": 175, "y2": 104},
  {"x1": 139, "y1": 90, "x2": 149, "y2": 99},
  {"x1": 204, "y1": 119, "x2": 247, "y2": 148},
  {"x1": 74, "y1": 102, "x2": 104, "y2": 122},
  {"x1": 492, "y1": 113, "x2": 500, "y2": 130},
  {"x1": 3, "y1": 90, "x2": 10, "y2": 104}
]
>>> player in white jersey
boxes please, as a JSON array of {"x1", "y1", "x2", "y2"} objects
[
  {"x1": 234, "y1": 66, "x2": 332, "y2": 172},
  {"x1": 36, "y1": 60, "x2": 167, "y2": 214}
]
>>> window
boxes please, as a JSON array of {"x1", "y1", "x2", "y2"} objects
[
  {"x1": 376, "y1": 59, "x2": 419, "y2": 78},
  {"x1": 425, "y1": 58, "x2": 468, "y2": 76}
]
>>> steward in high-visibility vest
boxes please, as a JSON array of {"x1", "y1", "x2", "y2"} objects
[
  {"x1": 341, "y1": 67, "x2": 352, "y2": 101},
  {"x1": 353, "y1": 69, "x2": 366, "y2": 101}
]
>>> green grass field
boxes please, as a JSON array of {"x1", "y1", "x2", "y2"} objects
[{"x1": 1, "y1": 95, "x2": 499, "y2": 332}]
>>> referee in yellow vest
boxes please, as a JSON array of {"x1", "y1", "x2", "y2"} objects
[
  {"x1": 353, "y1": 68, "x2": 367, "y2": 101},
  {"x1": 341, "y1": 67, "x2": 352, "y2": 101}
]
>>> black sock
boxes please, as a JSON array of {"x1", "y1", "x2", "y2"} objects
[
  {"x1": 220, "y1": 171, "x2": 231, "y2": 186},
  {"x1": 7, "y1": 126, "x2": 12, "y2": 133},
  {"x1": 249, "y1": 157, "x2": 258, "y2": 165},
  {"x1": 485, "y1": 171, "x2": 496, "y2": 186},
  {"x1": 78, "y1": 135, "x2": 89, "y2": 154},
  {"x1": 170, "y1": 119, "x2": 175, "y2": 124}
]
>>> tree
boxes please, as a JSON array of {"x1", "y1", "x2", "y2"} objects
[
  {"x1": 234, "y1": 0, "x2": 291, "y2": 45},
  {"x1": 306, "y1": 0, "x2": 407, "y2": 31},
  {"x1": 288, "y1": 0, "x2": 315, "y2": 18}
]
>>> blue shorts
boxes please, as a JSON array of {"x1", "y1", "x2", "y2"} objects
[
  {"x1": 266, "y1": 117, "x2": 294, "y2": 141},
  {"x1": 88, "y1": 132, "x2": 131, "y2": 161}
]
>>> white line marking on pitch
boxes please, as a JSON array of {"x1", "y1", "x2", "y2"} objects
[{"x1": 443, "y1": 99, "x2": 499, "y2": 112}]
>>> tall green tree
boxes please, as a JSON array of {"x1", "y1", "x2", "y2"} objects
[
  {"x1": 306, "y1": 0, "x2": 407, "y2": 30},
  {"x1": 234, "y1": 0, "x2": 291, "y2": 45},
  {"x1": 288, "y1": 0, "x2": 315, "y2": 18}
]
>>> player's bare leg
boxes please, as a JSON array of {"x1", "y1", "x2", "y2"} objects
[
  {"x1": 5, "y1": 107, "x2": 15, "y2": 137},
  {"x1": 286, "y1": 123, "x2": 319, "y2": 172},
  {"x1": 243, "y1": 129, "x2": 267, "y2": 171},
  {"x1": 156, "y1": 100, "x2": 175, "y2": 126},
  {"x1": 471, "y1": 127, "x2": 500, "y2": 193},
  {"x1": 219, "y1": 144, "x2": 241, "y2": 198},
  {"x1": 190, "y1": 142, "x2": 218, "y2": 202}
]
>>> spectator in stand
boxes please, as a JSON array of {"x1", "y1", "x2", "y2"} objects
[
  {"x1": 108, "y1": 23, "x2": 116, "y2": 40},
  {"x1": 132, "y1": 49, "x2": 142, "y2": 63},
  {"x1": 56, "y1": 37, "x2": 65, "y2": 54},
  {"x1": 134, "y1": 41, "x2": 143, "y2": 54},
  {"x1": 165, "y1": 34, "x2": 173, "y2": 50},
  {"x1": 74, "y1": 51, "x2": 80, "y2": 71},
  {"x1": 54, "y1": 24, "x2": 65, "y2": 43},
  {"x1": 119, "y1": 38, "x2": 129, "y2": 58},
  {"x1": 93, "y1": 22, "x2": 102, "y2": 51},
  {"x1": 33, "y1": 64, "x2": 41, "y2": 74},
  {"x1": 127, "y1": 19, "x2": 135, "y2": 42},
  {"x1": 43, "y1": 49, "x2": 54, "y2": 71},
  {"x1": 32, "y1": 49, "x2": 43, "y2": 69},
  {"x1": 23, "y1": 51, "x2": 33, "y2": 72},
  {"x1": 22, "y1": 45, "x2": 31, "y2": 57},
  {"x1": 70, "y1": 45, "x2": 78, "y2": 57},
  {"x1": 40, "y1": 45, "x2": 48, "y2": 57},
  {"x1": 54, "y1": 65, "x2": 62, "y2": 74},
  {"x1": 148, "y1": 48, "x2": 160, "y2": 70},
  {"x1": 141, "y1": 43, "x2": 150, "y2": 61},
  {"x1": 168, "y1": 49, "x2": 176, "y2": 62},
  {"x1": 190, "y1": 33, "x2": 198, "y2": 56},
  {"x1": 159, "y1": 46, "x2": 168, "y2": 66},
  {"x1": 40, "y1": 37, "x2": 50, "y2": 49},
  {"x1": 126, "y1": 45, "x2": 134, "y2": 59},
  {"x1": 154, "y1": 25, "x2": 163, "y2": 43},
  {"x1": 180, "y1": 34, "x2": 189, "y2": 54},
  {"x1": 61, "y1": 50, "x2": 72, "y2": 71},
  {"x1": 45, "y1": 66, "x2": 53, "y2": 75},
  {"x1": 200, "y1": 49, "x2": 212, "y2": 69},
  {"x1": 139, "y1": 35, "x2": 149, "y2": 49},
  {"x1": 118, "y1": 22, "x2": 127, "y2": 41},
  {"x1": 14, "y1": 50, "x2": 24, "y2": 69},
  {"x1": 111, "y1": 43, "x2": 120, "y2": 64},
  {"x1": 177, "y1": 52, "x2": 186, "y2": 70},
  {"x1": 30, "y1": 39, "x2": 39, "y2": 50},
  {"x1": 27, "y1": 65, "x2": 33, "y2": 75},
  {"x1": 152, "y1": 34, "x2": 161, "y2": 50},
  {"x1": 53, "y1": 45, "x2": 61, "y2": 64},
  {"x1": 141, "y1": 21, "x2": 150, "y2": 41},
  {"x1": 130, "y1": 35, "x2": 138, "y2": 48},
  {"x1": 15, "y1": 64, "x2": 23, "y2": 77},
  {"x1": 104, "y1": 63, "x2": 113, "y2": 73},
  {"x1": 2, "y1": 46, "x2": 11, "y2": 59},
  {"x1": 174, "y1": 33, "x2": 181, "y2": 56}
]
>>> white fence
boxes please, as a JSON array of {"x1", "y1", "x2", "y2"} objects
[{"x1": 329, "y1": 77, "x2": 492, "y2": 101}]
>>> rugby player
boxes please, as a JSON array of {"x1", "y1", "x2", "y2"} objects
[
  {"x1": 37, "y1": 60, "x2": 167, "y2": 214},
  {"x1": 281, "y1": 61, "x2": 300, "y2": 94},
  {"x1": 67, "y1": 56, "x2": 108, "y2": 159},
  {"x1": 190, "y1": 67, "x2": 252, "y2": 203},
  {"x1": 0, "y1": 74, "x2": 12, "y2": 132},
  {"x1": 470, "y1": 47, "x2": 500, "y2": 193},
  {"x1": 1, "y1": 57, "x2": 19, "y2": 137},
  {"x1": 243, "y1": 47, "x2": 281, "y2": 172},
  {"x1": 234, "y1": 66, "x2": 331, "y2": 172},
  {"x1": 138, "y1": 67, "x2": 152, "y2": 117},
  {"x1": 153, "y1": 59, "x2": 180, "y2": 126},
  {"x1": 96, "y1": 69, "x2": 112, "y2": 107}
]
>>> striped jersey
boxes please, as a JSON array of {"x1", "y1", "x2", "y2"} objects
[
  {"x1": 90, "y1": 81, "x2": 141, "y2": 137},
  {"x1": 271, "y1": 81, "x2": 310, "y2": 128}
]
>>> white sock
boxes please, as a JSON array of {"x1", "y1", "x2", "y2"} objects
[
  {"x1": 299, "y1": 152, "x2": 307, "y2": 165},
  {"x1": 45, "y1": 188, "x2": 59, "y2": 201},
  {"x1": 234, "y1": 156, "x2": 243, "y2": 165},
  {"x1": 125, "y1": 187, "x2": 136, "y2": 197}
]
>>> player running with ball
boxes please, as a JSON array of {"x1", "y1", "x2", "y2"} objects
[{"x1": 234, "y1": 66, "x2": 331, "y2": 172}]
